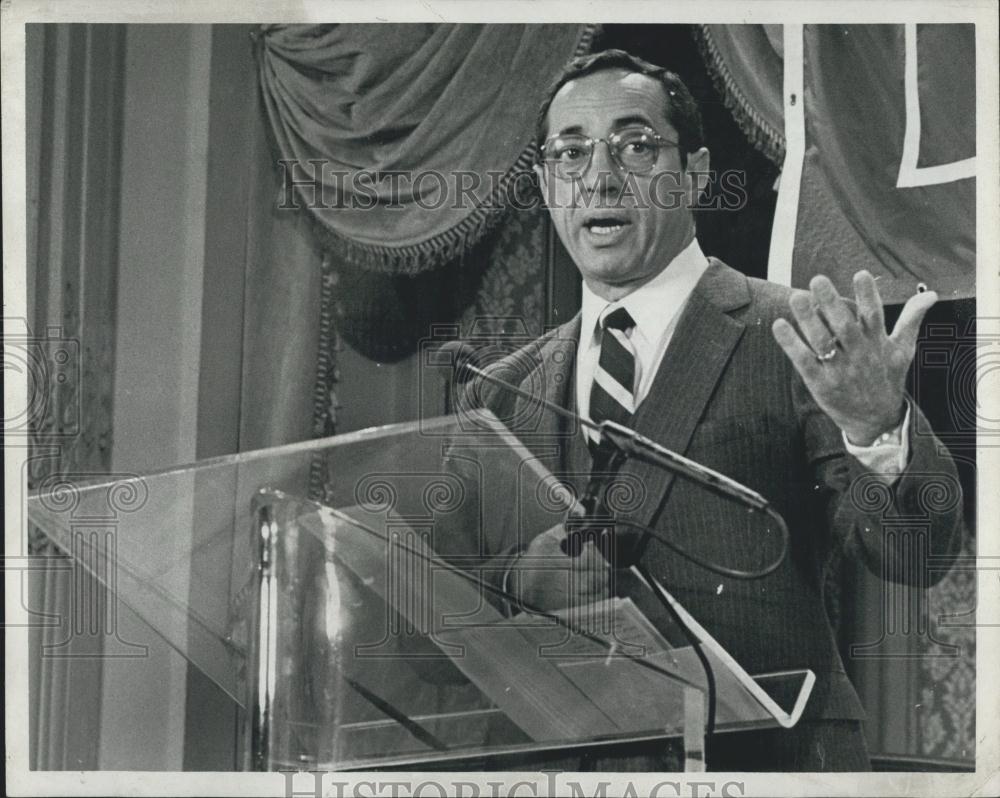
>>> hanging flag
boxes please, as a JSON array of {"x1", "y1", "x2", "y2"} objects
[{"x1": 793, "y1": 24, "x2": 975, "y2": 302}]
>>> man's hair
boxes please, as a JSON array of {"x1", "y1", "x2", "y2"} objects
[{"x1": 534, "y1": 49, "x2": 705, "y2": 169}]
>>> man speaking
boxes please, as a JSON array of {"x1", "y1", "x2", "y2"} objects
[{"x1": 459, "y1": 49, "x2": 963, "y2": 771}]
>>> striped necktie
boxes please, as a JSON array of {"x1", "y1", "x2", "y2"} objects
[
  {"x1": 579, "y1": 306, "x2": 638, "y2": 555},
  {"x1": 588, "y1": 306, "x2": 637, "y2": 443}
]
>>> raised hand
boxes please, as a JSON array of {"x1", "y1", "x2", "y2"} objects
[{"x1": 771, "y1": 271, "x2": 937, "y2": 446}]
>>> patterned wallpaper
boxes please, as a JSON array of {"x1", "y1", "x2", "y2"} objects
[
  {"x1": 917, "y1": 541, "x2": 976, "y2": 760},
  {"x1": 459, "y1": 205, "x2": 548, "y2": 339}
]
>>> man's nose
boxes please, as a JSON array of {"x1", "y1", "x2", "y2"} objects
[{"x1": 582, "y1": 140, "x2": 624, "y2": 194}]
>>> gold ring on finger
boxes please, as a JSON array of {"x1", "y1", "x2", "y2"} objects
[{"x1": 816, "y1": 345, "x2": 838, "y2": 362}]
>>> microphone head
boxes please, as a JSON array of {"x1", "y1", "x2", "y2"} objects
[
  {"x1": 435, "y1": 337, "x2": 565, "y2": 435},
  {"x1": 436, "y1": 340, "x2": 486, "y2": 384}
]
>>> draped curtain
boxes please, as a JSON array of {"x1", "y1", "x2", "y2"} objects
[{"x1": 258, "y1": 24, "x2": 594, "y2": 274}]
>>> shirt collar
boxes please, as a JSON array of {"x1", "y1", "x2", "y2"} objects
[{"x1": 579, "y1": 238, "x2": 710, "y2": 347}]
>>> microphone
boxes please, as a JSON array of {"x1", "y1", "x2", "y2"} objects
[
  {"x1": 437, "y1": 341, "x2": 481, "y2": 385},
  {"x1": 437, "y1": 340, "x2": 795, "y2": 739},
  {"x1": 599, "y1": 422, "x2": 770, "y2": 512},
  {"x1": 440, "y1": 339, "x2": 486, "y2": 385},
  {"x1": 438, "y1": 340, "x2": 745, "y2": 737},
  {"x1": 437, "y1": 340, "x2": 772, "y2": 513}
]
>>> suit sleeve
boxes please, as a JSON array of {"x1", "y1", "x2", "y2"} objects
[
  {"x1": 443, "y1": 371, "x2": 533, "y2": 614},
  {"x1": 793, "y1": 374, "x2": 964, "y2": 587}
]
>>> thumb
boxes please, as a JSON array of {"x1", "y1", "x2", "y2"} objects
[{"x1": 890, "y1": 289, "x2": 937, "y2": 352}]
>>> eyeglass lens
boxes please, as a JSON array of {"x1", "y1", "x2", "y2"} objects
[{"x1": 544, "y1": 128, "x2": 667, "y2": 178}]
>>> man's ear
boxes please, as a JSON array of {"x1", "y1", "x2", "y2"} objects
[
  {"x1": 533, "y1": 163, "x2": 548, "y2": 206},
  {"x1": 685, "y1": 147, "x2": 711, "y2": 203}
]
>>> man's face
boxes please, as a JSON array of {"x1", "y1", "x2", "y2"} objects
[{"x1": 535, "y1": 69, "x2": 709, "y2": 301}]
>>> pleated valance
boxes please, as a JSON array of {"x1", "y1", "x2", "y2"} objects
[
  {"x1": 695, "y1": 24, "x2": 786, "y2": 167},
  {"x1": 258, "y1": 23, "x2": 595, "y2": 273}
]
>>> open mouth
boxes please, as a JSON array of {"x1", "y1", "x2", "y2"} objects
[{"x1": 583, "y1": 215, "x2": 630, "y2": 236}]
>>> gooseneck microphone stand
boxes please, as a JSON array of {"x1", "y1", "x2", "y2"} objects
[{"x1": 439, "y1": 341, "x2": 792, "y2": 736}]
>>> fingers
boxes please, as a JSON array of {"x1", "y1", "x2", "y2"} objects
[
  {"x1": 853, "y1": 270, "x2": 885, "y2": 333},
  {"x1": 532, "y1": 523, "x2": 570, "y2": 554},
  {"x1": 810, "y1": 275, "x2": 862, "y2": 349},
  {"x1": 772, "y1": 317, "x2": 822, "y2": 381},
  {"x1": 520, "y1": 533, "x2": 611, "y2": 611},
  {"x1": 789, "y1": 290, "x2": 836, "y2": 355},
  {"x1": 891, "y1": 288, "x2": 938, "y2": 353}
]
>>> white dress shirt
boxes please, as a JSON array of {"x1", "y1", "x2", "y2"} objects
[{"x1": 575, "y1": 239, "x2": 909, "y2": 481}]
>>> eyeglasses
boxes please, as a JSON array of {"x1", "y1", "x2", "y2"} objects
[{"x1": 540, "y1": 125, "x2": 679, "y2": 180}]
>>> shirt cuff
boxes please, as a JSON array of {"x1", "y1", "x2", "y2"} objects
[{"x1": 842, "y1": 401, "x2": 911, "y2": 484}]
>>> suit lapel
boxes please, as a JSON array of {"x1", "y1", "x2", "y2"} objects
[
  {"x1": 621, "y1": 258, "x2": 751, "y2": 532},
  {"x1": 512, "y1": 315, "x2": 582, "y2": 444},
  {"x1": 506, "y1": 258, "x2": 751, "y2": 531}
]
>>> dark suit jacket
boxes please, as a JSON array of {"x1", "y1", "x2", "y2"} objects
[{"x1": 460, "y1": 258, "x2": 964, "y2": 763}]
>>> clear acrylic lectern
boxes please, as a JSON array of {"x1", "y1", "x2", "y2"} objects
[{"x1": 27, "y1": 410, "x2": 813, "y2": 771}]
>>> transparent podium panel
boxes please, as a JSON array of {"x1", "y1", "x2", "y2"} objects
[{"x1": 27, "y1": 411, "x2": 813, "y2": 771}]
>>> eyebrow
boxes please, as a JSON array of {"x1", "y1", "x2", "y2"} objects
[{"x1": 557, "y1": 114, "x2": 655, "y2": 136}]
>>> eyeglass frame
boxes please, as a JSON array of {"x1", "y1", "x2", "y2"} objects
[{"x1": 539, "y1": 124, "x2": 681, "y2": 180}]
